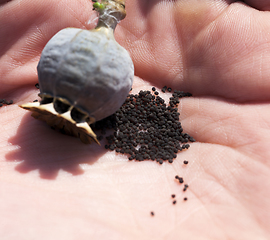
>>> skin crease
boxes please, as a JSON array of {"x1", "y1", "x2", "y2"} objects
[{"x1": 0, "y1": 0, "x2": 270, "y2": 239}]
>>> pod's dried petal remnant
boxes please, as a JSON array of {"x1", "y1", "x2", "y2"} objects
[{"x1": 20, "y1": 0, "x2": 134, "y2": 144}]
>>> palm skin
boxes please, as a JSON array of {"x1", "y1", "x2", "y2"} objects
[{"x1": 1, "y1": 0, "x2": 270, "y2": 239}]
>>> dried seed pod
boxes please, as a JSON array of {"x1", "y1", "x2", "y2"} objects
[{"x1": 20, "y1": 0, "x2": 134, "y2": 144}]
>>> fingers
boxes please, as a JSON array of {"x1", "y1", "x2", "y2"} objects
[{"x1": 170, "y1": 1, "x2": 270, "y2": 102}]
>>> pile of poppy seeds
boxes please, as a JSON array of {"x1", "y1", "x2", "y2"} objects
[{"x1": 92, "y1": 86, "x2": 195, "y2": 164}]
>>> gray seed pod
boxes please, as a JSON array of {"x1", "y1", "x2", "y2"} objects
[
  {"x1": 20, "y1": 0, "x2": 134, "y2": 144},
  {"x1": 38, "y1": 27, "x2": 133, "y2": 123}
]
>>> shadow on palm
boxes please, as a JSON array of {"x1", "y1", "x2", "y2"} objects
[{"x1": 5, "y1": 113, "x2": 107, "y2": 179}]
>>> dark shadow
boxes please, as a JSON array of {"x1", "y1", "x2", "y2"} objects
[
  {"x1": 137, "y1": 0, "x2": 177, "y2": 16},
  {"x1": 6, "y1": 113, "x2": 107, "y2": 179},
  {"x1": 0, "y1": 0, "x2": 12, "y2": 6}
]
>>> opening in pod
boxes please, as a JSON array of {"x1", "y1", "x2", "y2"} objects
[
  {"x1": 53, "y1": 99, "x2": 71, "y2": 114},
  {"x1": 71, "y1": 107, "x2": 88, "y2": 123},
  {"x1": 40, "y1": 96, "x2": 53, "y2": 105}
]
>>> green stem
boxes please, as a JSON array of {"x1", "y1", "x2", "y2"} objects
[{"x1": 95, "y1": 0, "x2": 126, "y2": 31}]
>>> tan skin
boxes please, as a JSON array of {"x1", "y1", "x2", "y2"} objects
[{"x1": 1, "y1": 0, "x2": 270, "y2": 238}]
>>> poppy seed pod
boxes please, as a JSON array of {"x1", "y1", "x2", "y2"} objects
[{"x1": 20, "y1": 0, "x2": 134, "y2": 144}]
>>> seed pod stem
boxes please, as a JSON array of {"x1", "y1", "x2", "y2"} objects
[{"x1": 94, "y1": 0, "x2": 126, "y2": 31}]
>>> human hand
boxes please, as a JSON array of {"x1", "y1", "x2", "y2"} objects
[{"x1": 1, "y1": 0, "x2": 270, "y2": 239}]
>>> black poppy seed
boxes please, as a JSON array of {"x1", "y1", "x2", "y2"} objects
[
  {"x1": 179, "y1": 177, "x2": 184, "y2": 184},
  {"x1": 184, "y1": 197, "x2": 188, "y2": 201},
  {"x1": 172, "y1": 200, "x2": 177, "y2": 205},
  {"x1": 183, "y1": 184, "x2": 189, "y2": 191},
  {"x1": 151, "y1": 211, "x2": 155, "y2": 216},
  {"x1": 97, "y1": 135, "x2": 103, "y2": 141},
  {"x1": 0, "y1": 99, "x2": 13, "y2": 106},
  {"x1": 183, "y1": 160, "x2": 188, "y2": 165},
  {"x1": 167, "y1": 87, "x2": 172, "y2": 92},
  {"x1": 161, "y1": 86, "x2": 167, "y2": 93},
  {"x1": 35, "y1": 83, "x2": 40, "y2": 89},
  {"x1": 171, "y1": 194, "x2": 176, "y2": 198},
  {"x1": 175, "y1": 175, "x2": 179, "y2": 179}
]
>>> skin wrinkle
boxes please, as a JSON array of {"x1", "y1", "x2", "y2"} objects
[
  {"x1": 107, "y1": 167, "x2": 142, "y2": 233},
  {"x1": 185, "y1": 97, "x2": 270, "y2": 152},
  {"x1": 212, "y1": 152, "x2": 270, "y2": 234},
  {"x1": 147, "y1": 4, "x2": 178, "y2": 82},
  {"x1": 177, "y1": 190, "x2": 225, "y2": 238},
  {"x1": 233, "y1": 180, "x2": 270, "y2": 237},
  {"x1": 195, "y1": 156, "x2": 260, "y2": 239},
  {"x1": 63, "y1": 0, "x2": 90, "y2": 29},
  {"x1": 167, "y1": 5, "x2": 184, "y2": 88}
]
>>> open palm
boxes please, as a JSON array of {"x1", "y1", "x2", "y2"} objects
[{"x1": 1, "y1": 0, "x2": 270, "y2": 239}]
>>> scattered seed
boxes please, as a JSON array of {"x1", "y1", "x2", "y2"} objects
[
  {"x1": 150, "y1": 211, "x2": 155, "y2": 216},
  {"x1": 183, "y1": 160, "x2": 188, "y2": 164},
  {"x1": 175, "y1": 175, "x2": 184, "y2": 183},
  {"x1": 172, "y1": 200, "x2": 177, "y2": 205},
  {"x1": 161, "y1": 86, "x2": 167, "y2": 93},
  {"x1": 183, "y1": 184, "x2": 189, "y2": 191},
  {"x1": 171, "y1": 194, "x2": 176, "y2": 198},
  {"x1": 184, "y1": 197, "x2": 188, "y2": 201},
  {"x1": 0, "y1": 99, "x2": 14, "y2": 107},
  {"x1": 35, "y1": 83, "x2": 40, "y2": 89}
]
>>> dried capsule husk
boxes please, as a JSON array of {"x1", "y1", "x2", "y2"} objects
[
  {"x1": 20, "y1": 8, "x2": 134, "y2": 144},
  {"x1": 38, "y1": 27, "x2": 133, "y2": 122}
]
